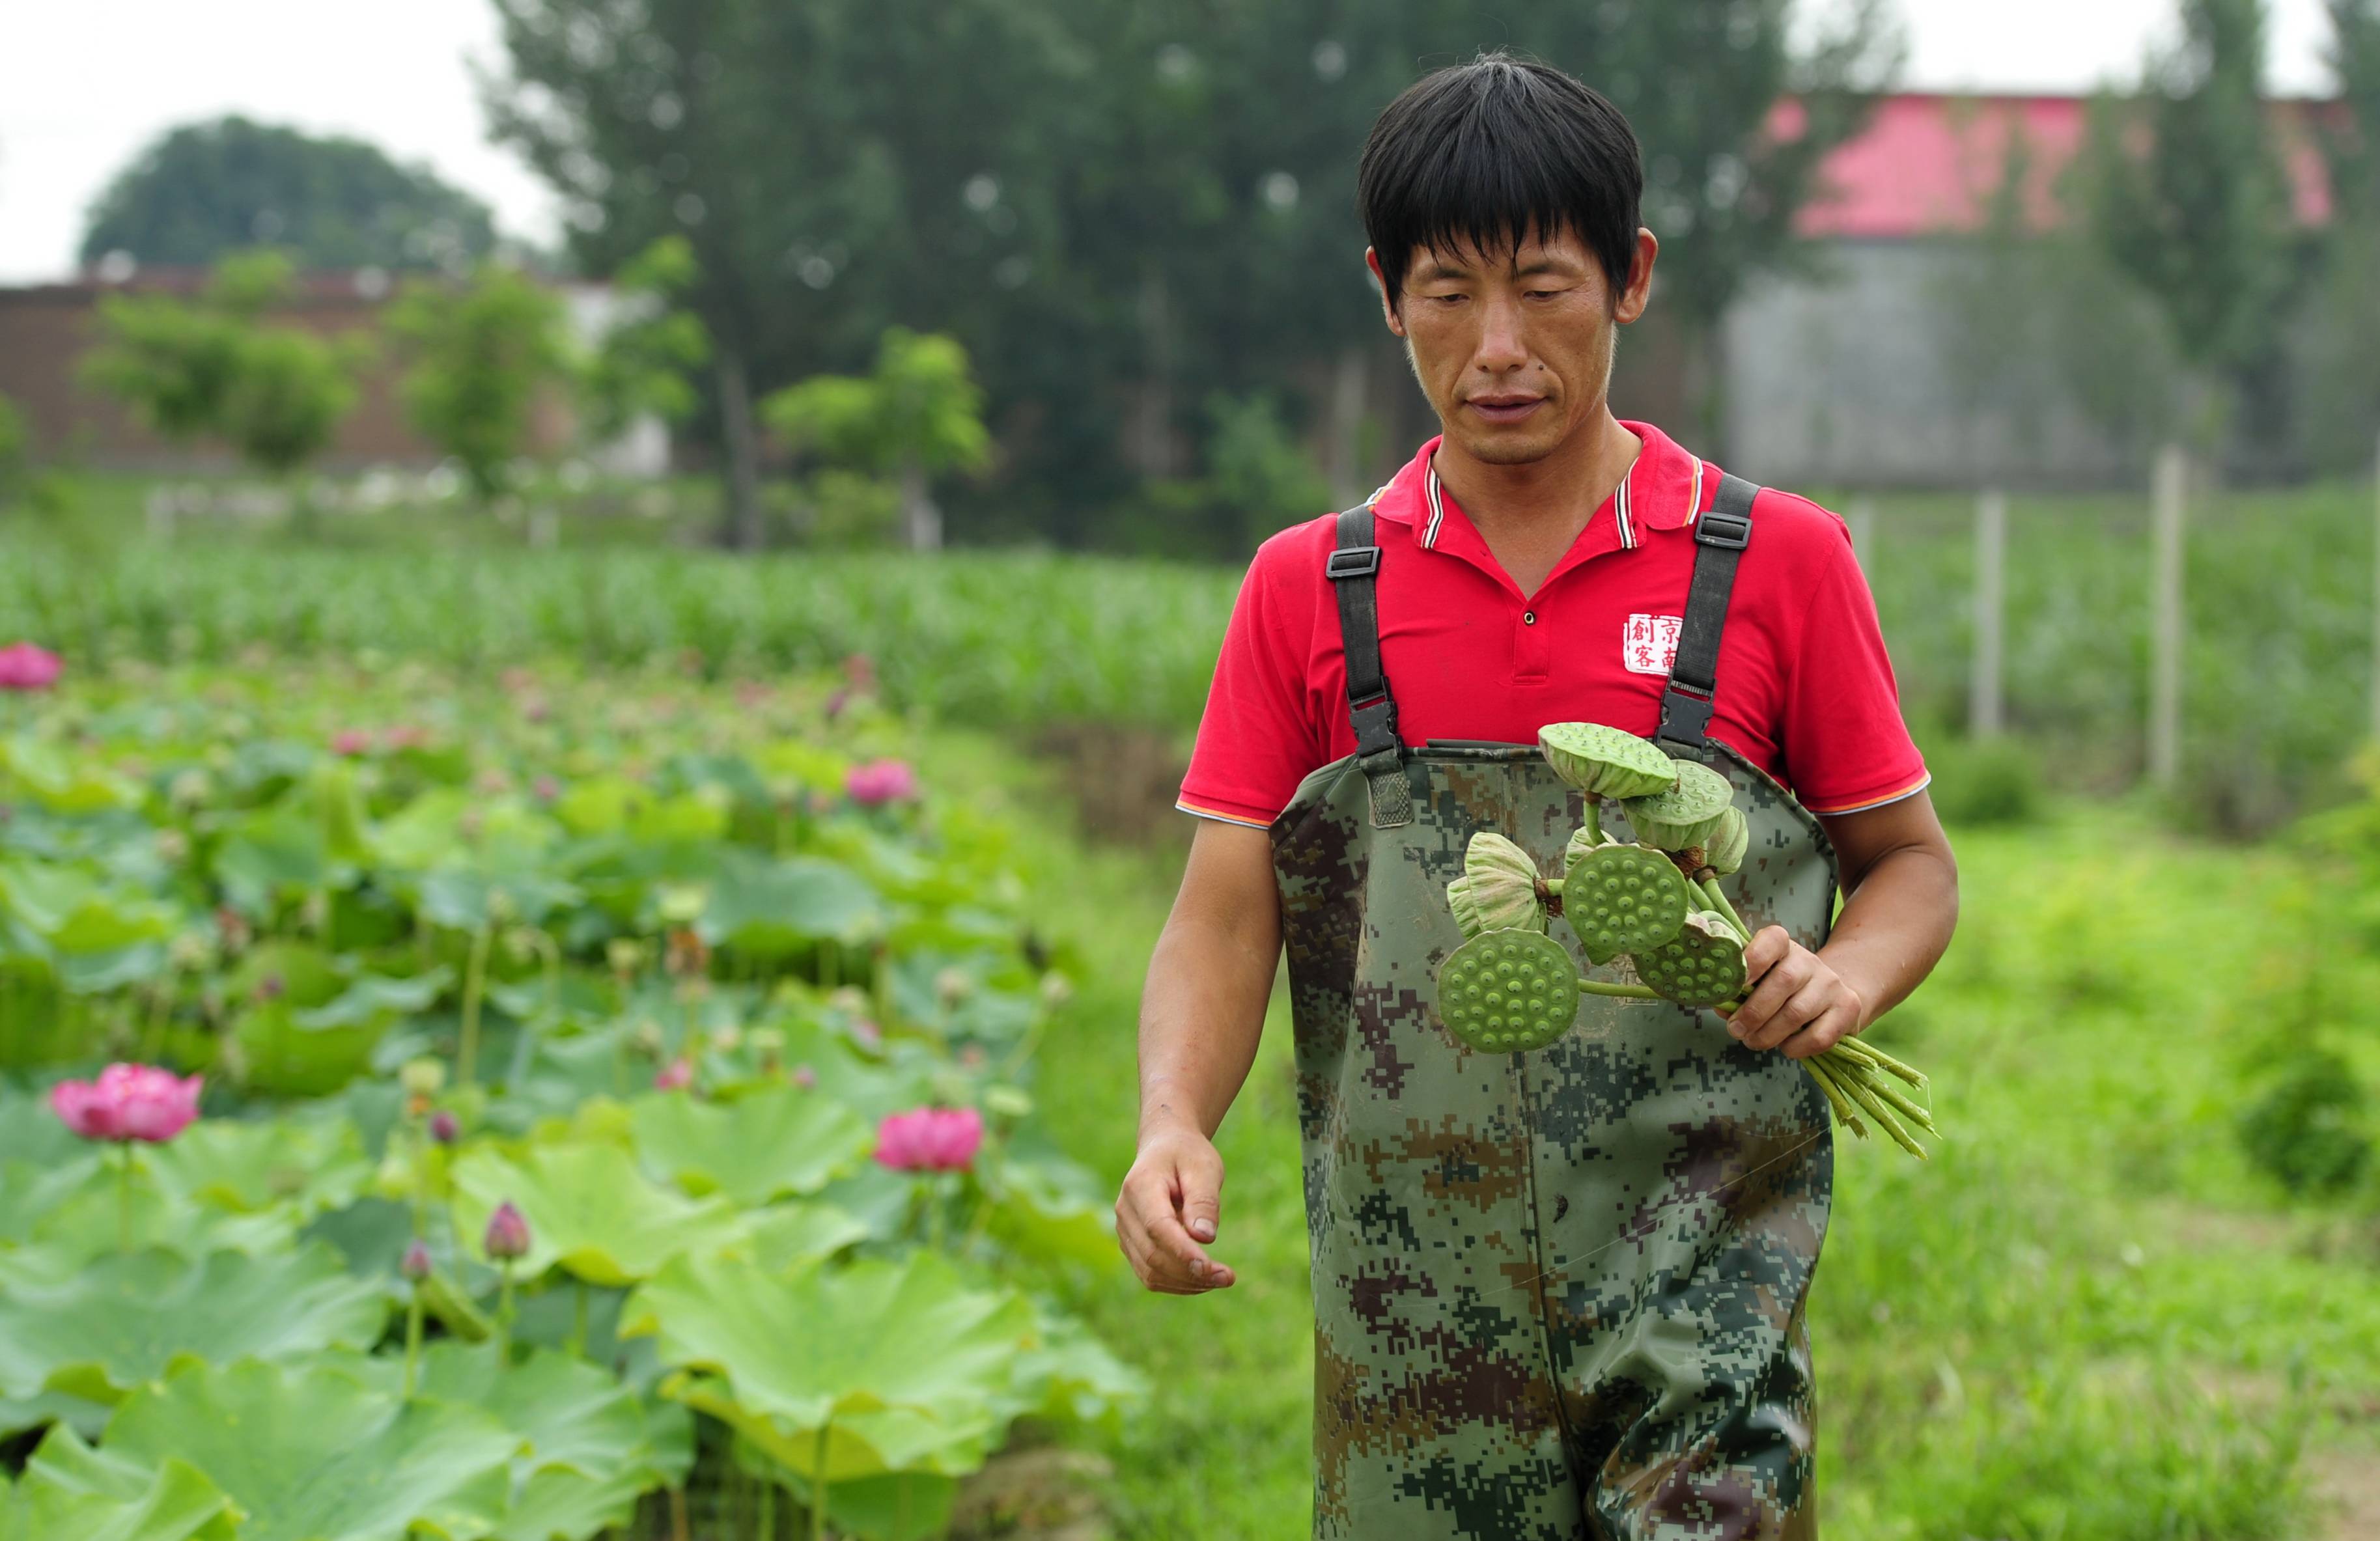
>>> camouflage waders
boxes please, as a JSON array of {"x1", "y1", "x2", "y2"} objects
[{"x1": 1271, "y1": 476, "x2": 1839, "y2": 1540}]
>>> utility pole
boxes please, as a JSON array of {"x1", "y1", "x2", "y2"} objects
[
  {"x1": 1970, "y1": 490, "x2": 2006, "y2": 738},
  {"x1": 2149, "y1": 445, "x2": 2187, "y2": 789}
]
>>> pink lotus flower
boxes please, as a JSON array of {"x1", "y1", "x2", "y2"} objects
[
  {"x1": 533, "y1": 775, "x2": 559, "y2": 801},
  {"x1": 845, "y1": 759, "x2": 917, "y2": 807},
  {"x1": 791, "y1": 1063, "x2": 818, "y2": 1090},
  {"x1": 653, "y1": 1056, "x2": 695, "y2": 1092},
  {"x1": 484, "y1": 1201, "x2": 531, "y2": 1261},
  {"x1": 48, "y1": 1063, "x2": 203, "y2": 1143},
  {"x1": 330, "y1": 729, "x2": 372, "y2": 757},
  {"x1": 848, "y1": 1017, "x2": 882, "y2": 1051},
  {"x1": 0, "y1": 642, "x2": 62, "y2": 692},
  {"x1": 872, "y1": 1106, "x2": 984, "y2": 1173}
]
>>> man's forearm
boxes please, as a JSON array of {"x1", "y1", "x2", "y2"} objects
[
  {"x1": 1818, "y1": 843, "x2": 1958, "y2": 1031},
  {"x1": 1137, "y1": 902, "x2": 1280, "y2": 1142}
]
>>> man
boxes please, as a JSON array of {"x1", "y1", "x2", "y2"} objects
[{"x1": 1115, "y1": 51, "x2": 1957, "y2": 1541}]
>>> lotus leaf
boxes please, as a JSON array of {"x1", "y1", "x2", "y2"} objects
[
  {"x1": 980, "y1": 1155, "x2": 1118, "y2": 1269},
  {"x1": 0, "y1": 1243, "x2": 386, "y2": 1405},
  {"x1": 413, "y1": 1342, "x2": 693, "y2": 1538},
  {"x1": 702, "y1": 853, "x2": 884, "y2": 952},
  {"x1": 0, "y1": 739, "x2": 141, "y2": 814},
  {"x1": 744, "y1": 1202, "x2": 875, "y2": 1271},
  {"x1": 768, "y1": 1467, "x2": 957, "y2": 1541},
  {"x1": 2, "y1": 1426, "x2": 234, "y2": 1541},
  {"x1": 0, "y1": 1386, "x2": 111, "y2": 1443},
  {"x1": 451, "y1": 1139, "x2": 747, "y2": 1286},
  {"x1": 1005, "y1": 1297, "x2": 1151, "y2": 1426},
  {"x1": 1562, "y1": 840, "x2": 1691, "y2": 965},
  {"x1": 101, "y1": 1356, "x2": 520, "y2": 1541},
  {"x1": 1444, "y1": 833, "x2": 1547, "y2": 939},
  {"x1": 628, "y1": 1082, "x2": 872, "y2": 1206},
  {"x1": 1620, "y1": 758, "x2": 1735, "y2": 852},
  {"x1": 148, "y1": 1112, "x2": 372, "y2": 1217},
  {"x1": 415, "y1": 867, "x2": 582, "y2": 930},
  {"x1": 1537, "y1": 722, "x2": 1676, "y2": 801},
  {"x1": 211, "y1": 807, "x2": 342, "y2": 917},
  {"x1": 1632, "y1": 911, "x2": 1748, "y2": 1008},
  {"x1": 227, "y1": 942, "x2": 386, "y2": 1098},
  {"x1": 369, "y1": 788, "x2": 557, "y2": 874},
  {"x1": 4, "y1": 1156, "x2": 295, "y2": 1269},
  {"x1": 620, "y1": 1249, "x2": 1038, "y2": 1480},
  {"x1": 1433, "y1": 930, "x2": 1581, "y2": 1054},
  {"x1": 294, "y1": 966, "x2": 453, "y2": 1031}
]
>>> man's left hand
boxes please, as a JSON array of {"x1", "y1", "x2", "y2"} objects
[{"x1": 1722, "y1": 926, "x2": 1866, "y2": 1059}]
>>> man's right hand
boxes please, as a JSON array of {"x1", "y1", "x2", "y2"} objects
[{"x1": 1115, "y1": 1121, "x2": 1235, "y2": 1294}]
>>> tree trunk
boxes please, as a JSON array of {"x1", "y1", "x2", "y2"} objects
[
  {"x1": 1678, "y1": 312, "x2": 1729, "y2": 457},
  {"x1": 1126, "y1": 268, "x2": 1178, "y2": 479},
  {"x1": 897, "y1": 458, "x2": 941, "y2": 551},
  {"x1": 1325, "y1": 346, "x2": 1371, "y2": 508},
  {"x1": 716, "y1": 346, "x2": 764, "y2": 551}
]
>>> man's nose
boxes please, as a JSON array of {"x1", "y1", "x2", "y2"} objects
[{"x1": 1471, "y1": 292, "x2": 1531, "y2": 374}]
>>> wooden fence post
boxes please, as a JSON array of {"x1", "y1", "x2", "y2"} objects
[
  {"x1": 1970, "y1": 489, "x2": 2006, "y2": 738},
  {"x1": 2149, "y1": 445, "x2": 2187, "y2": 789}
]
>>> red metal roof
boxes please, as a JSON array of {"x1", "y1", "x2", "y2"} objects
[{"x1": 1784, "y1": 90, "x2": 2338, "y2": 239}]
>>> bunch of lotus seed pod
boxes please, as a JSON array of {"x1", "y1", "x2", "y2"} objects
[{"x1": 1433, "y1": 721, "x2": 1937, "y2": 1158}]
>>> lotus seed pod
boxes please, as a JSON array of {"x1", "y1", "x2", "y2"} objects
[
  {"x1": 1621, "y1": 759, "x2": 1735, "y2": 852},
  {"x1": 1433, "y1": 928, "x2": 1582, "y2": 1054},
  {"x1": 1632, "y1": 911, "x2": 1748, "y2": 1008},
  {"x1": 1537, "y1": 722, "x2": 1677, "y2": 801},
  {"x1": 1699, "y1": 805, "x2": 1749, "y2": 876},
  {"x1": 399, "y1": 1057, "x2": 447, "y2": 1099},
  {"x1": 1446, "y1": 833, "x2": 1548, "y2": 939},
  {"x1": 1563, "y1": 839, "x2": 1692, "y2": 964}
]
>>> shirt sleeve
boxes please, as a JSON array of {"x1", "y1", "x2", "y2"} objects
[
  {"x1": 1778, "y1": 519, "x2": 1931, "y2": 816},
  {"x1": 1177, "y1": 534, "x2": 1326, "y2": 828}
]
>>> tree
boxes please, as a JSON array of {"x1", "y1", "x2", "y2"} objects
[
  {"x1": 81, "y1": 117, "x2": 498, "y2": 274},
  {"x1": 2292, "y1": 2, "x2": 2380, "y2": 473},
  {"x1": 760, "y1": 328, "x2": 991, "y2": 550},
  {"x1": 0, "y1": 393, "x2": 26, "y2": 507},
  {"x1": 578, "y1": 236, "x2": 711, "y2": 447},
  {"x1": 81, "y1": 250, "x2": 365, "y2": 482},
  {"x1": 2079, "y1": 0, "x2": 2299, "y2": 456},
  {"x1": 385, "y1": 264, "x2": 575, "y2": 501}
]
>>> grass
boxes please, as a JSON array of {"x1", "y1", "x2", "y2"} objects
[{"x1": 944, "y1": 736, "x2": 2380, "y2": 1539}]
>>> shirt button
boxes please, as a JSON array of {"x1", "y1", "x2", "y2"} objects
[{"x1": 1522, "y1": 611, "x2": 1537, "y2": 625}]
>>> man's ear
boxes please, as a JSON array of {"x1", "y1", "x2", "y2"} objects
[
  {"x1": 1614, "y1": 228, "x2": 1659, "y2": 325},
  {"x1": 1364, "y1": 247, "x2": 1407, "y2": 338}
]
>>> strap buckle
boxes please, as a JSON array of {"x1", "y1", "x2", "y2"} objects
[
  {"x1": 1654, "y1": 684, "x2": 1715, "y2": 755},
  {"x1": 1326, "y1": 546, "x2": 1380, "y2": 580},
  {"x1": 1695, "y1": 510, "x2": 1750, "y2": 551}
]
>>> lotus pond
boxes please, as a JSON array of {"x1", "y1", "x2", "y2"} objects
[{"x1": 0, "y1": 654, "x2": 1143, "y2": 1540}]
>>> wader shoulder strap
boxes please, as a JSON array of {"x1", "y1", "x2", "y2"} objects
[
  {"x1": 1654, "y1": 473, "x2": 1761, "y2": 760},
  {"x1": 1326, "y1": 506, "x2": 1413, "y2": 827}
]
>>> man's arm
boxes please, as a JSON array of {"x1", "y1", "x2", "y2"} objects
[
  {"x1": 1113, "y1": 818, "x2": 1280, "y2": 1295},
  {"x1": 1726, "y1": 788, "x2": 1959, "y2": 1057}
]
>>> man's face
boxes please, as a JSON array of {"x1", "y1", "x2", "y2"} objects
[{"x1": 1368, "y1": 223, "x2": 1655, "y2": 466}]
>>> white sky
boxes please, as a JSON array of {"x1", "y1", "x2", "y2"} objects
[{"x1": 0, "y1": 0, "x2": 2348, "y2": 283}]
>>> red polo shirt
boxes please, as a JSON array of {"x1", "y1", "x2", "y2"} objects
[{"x1": 1177, "y1": 422, "x2": 1929, "y2": 829}]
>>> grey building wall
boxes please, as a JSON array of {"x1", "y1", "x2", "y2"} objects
[{"x1": 1721, "y1": 240, "x2": 2143, "y2": 492}]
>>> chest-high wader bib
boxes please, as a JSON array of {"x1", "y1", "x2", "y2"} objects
[{"x1": 1270, "y1": 475, "x2": 1840, "y2": 1541}]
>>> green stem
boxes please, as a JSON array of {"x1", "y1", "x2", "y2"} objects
[
  {"x1": 459, "y1": 921, "x2": 492, "y2": 1087},
  {"x1": 820, "y1": 942, "x2": 839, "y2": 993},
  {"x1": 497, "y1": 1261, "x2": 516, "y2": 1363},
  {"x1": 1838, "y1": 1072, "x2": 1928, "y2": 1158},
  {"x1": 1697, "y1": 874, "x2": 1753, "y2": 944},
  {"x1": 925, "y1": 1176, "x2": 947, "y2": 1254},
  {"x1": 1541, "y1": 877, "x2": 1565, "y2": 896},
  {"x1": 956, "y1": 1170, "x2": 993, "y2": 1262},
  {"x1": 759, "y1": 1476, "x2": 776, "y2": 1541},
  {"x1": 810, "y1": 1419, "x2": 831, "y2": 1541},
  {"x1": 1582, "y1": 796, "x2": 1603, "y2": 846},
  {"x1": 1801, "y1": 1054, "x2": 1865, "y2": 1137},
  {"x1": 1574, "y1": 979, "x2": 1664, "y2": 1000},
  {"x1": 116, "y1": 1141, "x2": 135, "y2": 1254},
  {"x1": 570, "y1": 1278, "x2": 589, "y2": 1356},
  {"x1": 1834, "y1": 1034, "x2": 1928, "y2": 1089},
  {"x1": 402, "y1": 1282, "x2": 426, "y2": 1398},
  {"x1": 1849, "y1": 1061, "x2": 1939, "y2": 1133},
  {"x1": 871, "y1": 939, "x2": 892, "y2": 1032}
]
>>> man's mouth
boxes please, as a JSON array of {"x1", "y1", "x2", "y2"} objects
[{"x1": 1464, "y1": 395, "x2": 1545, "y2": 424}]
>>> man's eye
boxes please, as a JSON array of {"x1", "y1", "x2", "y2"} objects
[
  {"x1": 1427, "y1": 292, "x2": 1468, "y2": 305},
  {"x1": 1526, "y1": 288, "x2": 1566, "y2": 299}
]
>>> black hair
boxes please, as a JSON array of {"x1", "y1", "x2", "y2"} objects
[{"x1": 1356, "y1": 51, "x2": 1643, "y2": 308}]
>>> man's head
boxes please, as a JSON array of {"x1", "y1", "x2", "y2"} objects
[{"x1": 1357, "y1": 53, "x2": 1656, "y2": 466}]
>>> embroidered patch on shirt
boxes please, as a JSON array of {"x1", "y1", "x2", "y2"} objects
[{"x1": 1622, "y1": 613, "x2": 1683, "y2": 675}]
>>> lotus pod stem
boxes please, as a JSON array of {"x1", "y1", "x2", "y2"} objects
[
  {"x1": 402, "y1": 1281, "x2": 427, "y2": 1398},
  {"x1": 460, "y1": 919, "x2": 493, "y2": 1087},
  {"x1": 1575, "y1": 979, "x2": 1664, "y2": 1001},
  {"x1": 811, "y1": 1417, "x2": 832, "y2": 1541},
  {"x1": 1696, "y1": 876, "x2": 1754, "y2": 945},
  {"x1": 1851, "y1": 1064, "x2": 1938, "y2": 1133},
  {"x1": 1582, "y1": 798, "x2": 1604, "y2": 846},
  {"x1": 1801, "y1": 1054, "x2": 1865, "y2": 1135},
  {"x1": 1838, "y1": 1071, "x2": 1928, "y2": 1158},
  {"x1": 1835, "y1": 1035, "x2": 1928, "y2": 1089}
]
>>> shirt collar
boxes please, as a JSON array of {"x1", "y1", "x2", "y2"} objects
[{"x1": 1366, "y1": 421, "x2": 1707, "y2": 552}]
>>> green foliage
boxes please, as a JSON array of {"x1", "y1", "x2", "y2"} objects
[
  {"x1": 0, "y1": 393, "x2": 27, "y2": 507},
  {"x1": 1130, "y1": 392, "x2": 1332, "y2": 559},
  {"x1": 79, "y1": 115, "x2": 496, "y2": 273},
  {"x1": 79, "y1": 250, "x2": 363, "y2": 479},
  {"x1": 2235, "y1": 1046, "x2": 2372, "y2": 1195},
  {"x1": 763, "y1": 327, "x2": 992, "y2": 547},
  {"x1": 2, "y1": 1430, "x2": 234, "y2": 1541},
  {"x1": 385, "y1": 263, "x2": 576, "y2": 500},
  {"x1": 1922, "y1": 733, "x2": 2045, "y2": 827},
  {"x1": 578, "y1": 236, "x2": 711, "y2": 445},
  {"x1": 2077, "y1": 0, "x2": 2298, "y2": 439}
]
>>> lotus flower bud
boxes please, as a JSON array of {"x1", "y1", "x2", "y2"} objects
[
  {"x1": 1537, "y1": 722, "x2": 1677, "y2": 801},
  {"x1": 606, "y1": 939, "x2": 647, "y2": 979},
  {"x1": 653, "y1": 1056, "x2": 695, "y2": 1092},
  {"x1": 400, "y1": 1238, "x2": 434, "y2": 1282},
  {"x1": 483, "y1": 1201, "x2": 531, "y2": 1262},
  {"x1": 1701, "y1": 807, "x2": 1749, "y2": 876},
  {"x1": 792, "y1": 1062, "x2": 818, "y2": 1090},
  {"x1": 400, "y1": 1058, "x2": 447, "y2": 1099},
  {"x1": 1446, "y1": 833, "x2": 1548, "y2": 939},
  {"x1": 709, "y1": 1023, "x2": 744, "y2": 1053},
  {"x1": 1621, "y1": 760, "x2": 1735, "y2": 852},
  {"x1": 428, "y1": 1109, "x2": 460, "y2": 1145}
]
